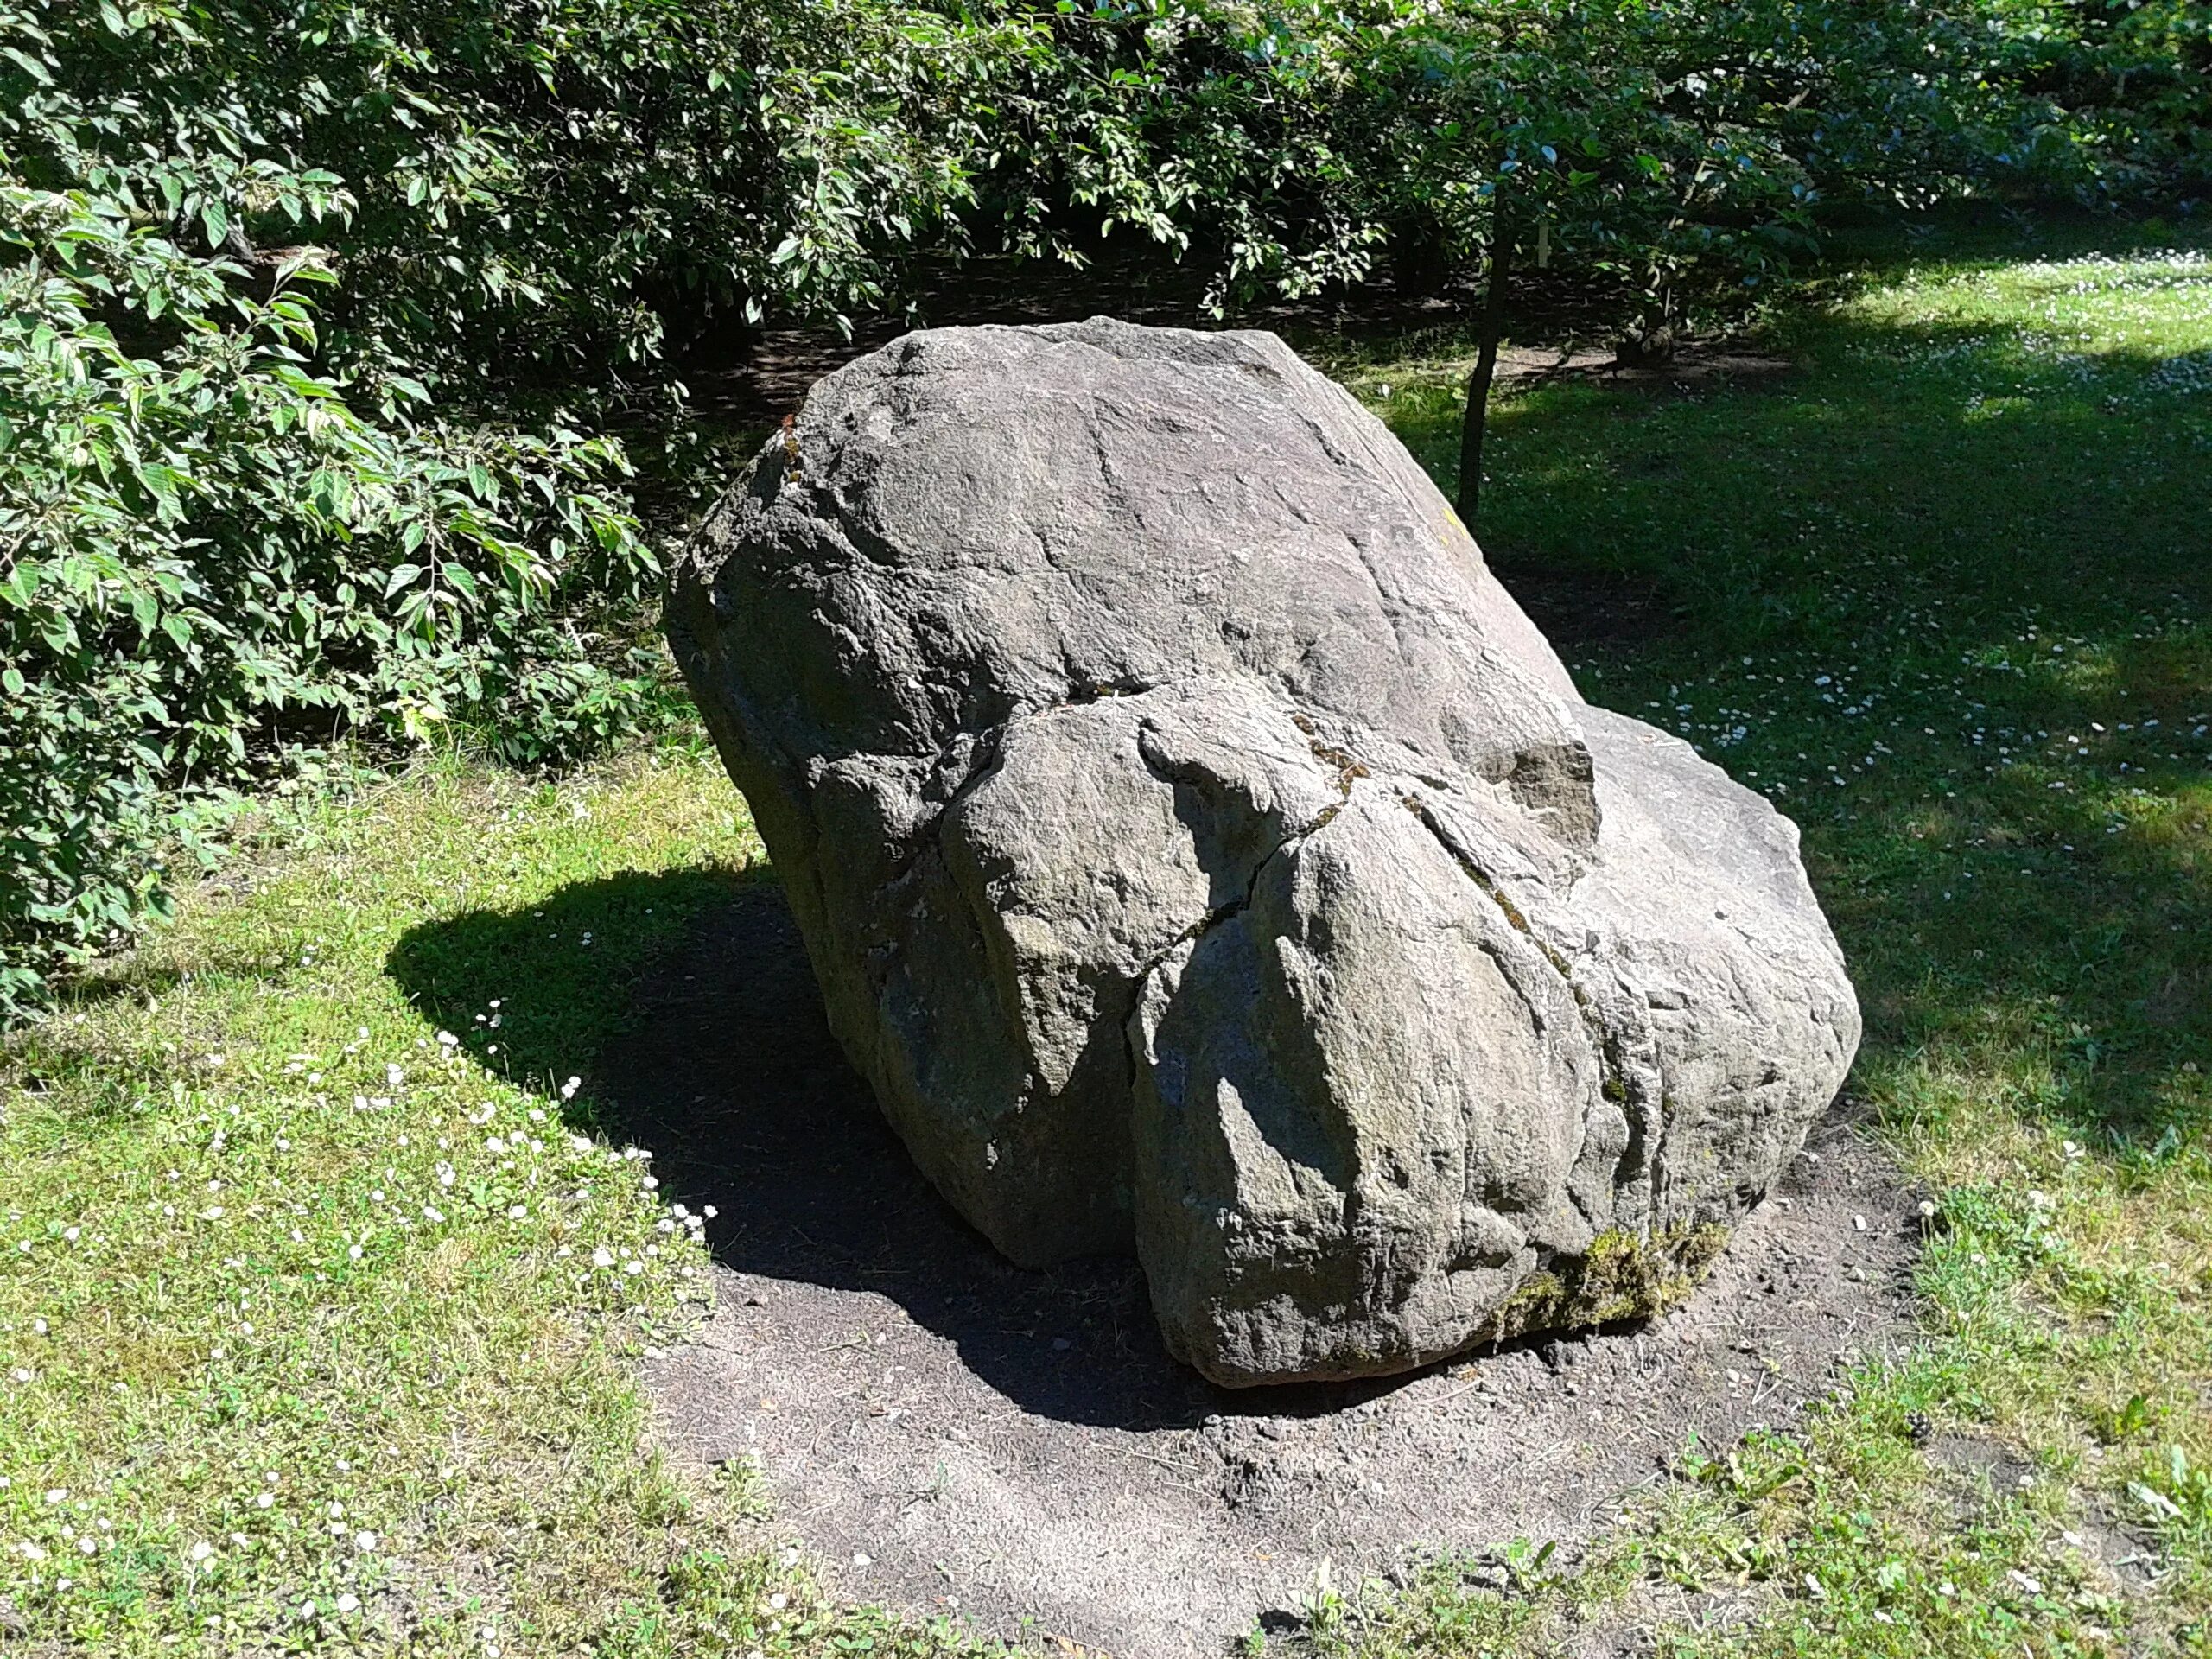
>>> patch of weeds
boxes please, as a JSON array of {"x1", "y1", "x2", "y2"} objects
[{"x1": 1259, "y1": 1541, "x2": 1625, "y2": 1657}]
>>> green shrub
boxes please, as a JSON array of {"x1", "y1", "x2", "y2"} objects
[
  {"x1": 6, "y1": 0, "x2": 2202, "y2": 1018},
  {"x1": 0, "y1": 0, "x2": 1129, "y2": 1014},
  {"x1": 1, "y1": 10, "x2": 665, "y2": 1016},
  {"x1": 1980, "y1": 0, "x2": 2212, "y2": 203}
]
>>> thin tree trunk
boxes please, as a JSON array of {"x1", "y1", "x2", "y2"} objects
[{"x1": 1456, "y1": 202, "x2": 1512, "y2": 528}]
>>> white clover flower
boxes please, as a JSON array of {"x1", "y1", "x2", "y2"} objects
[
  {"x1": 188, "y1": 1540, "x2": 215, "y2": 1562},
  {"x1": 354, "y1": 1530, "x2": 378, "y2": 1553}
]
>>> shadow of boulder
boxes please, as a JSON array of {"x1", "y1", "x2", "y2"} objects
[{"x1": 391, "y1": 871, "x2": 1432, "y2": 1427}]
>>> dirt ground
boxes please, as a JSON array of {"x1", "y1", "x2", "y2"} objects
[{"x1": 606, "y1": 885, "x2": 1920, "y2": 1657}]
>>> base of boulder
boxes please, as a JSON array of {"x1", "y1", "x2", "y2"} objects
[{"x1": 617, "y1": 894, "x2": 1910, "y2": 1656}]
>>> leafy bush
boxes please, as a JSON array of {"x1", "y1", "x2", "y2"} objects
[
  {"x1": 1980, "y1": 0, "x2": 2212, "y2": 203},
  {"x1": 1, "y1": 8, "x2": 665, "y2": 1015},
  {"x1": 0, "y1": 171, "x2": 659, "y2": 1006},
  {"x1": 0, "y1": 0, "x2": 1106, "y2": 1015},
  {"x1": 6, "y1": 0, "x2": 2202, "y2": 1016}
]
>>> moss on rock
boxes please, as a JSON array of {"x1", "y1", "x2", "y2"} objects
[{"x1": 1478, "y1": 1222, "x2": 1732, "y2": 1345}]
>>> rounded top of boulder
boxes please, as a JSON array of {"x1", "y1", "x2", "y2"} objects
[{"x1": 683, "y1": 318, "x2": 1591, "y2": 832}]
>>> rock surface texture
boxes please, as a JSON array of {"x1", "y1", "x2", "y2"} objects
[{"x1": 666, "y1": 318, "x2": 1860, "y2": 1387}]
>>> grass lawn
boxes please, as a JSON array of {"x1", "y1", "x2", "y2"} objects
[{"x1": 4, "y1": 225, "x2": 2210, "y2": 1656}]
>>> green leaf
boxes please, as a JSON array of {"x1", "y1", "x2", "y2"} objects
[{"x1": 1, "y1": 46, "x2": 55, "y2": 86}]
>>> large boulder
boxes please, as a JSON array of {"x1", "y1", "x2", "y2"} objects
[{"x1": 666, "y1": 318, "x2": 1860, "y2": 1387}]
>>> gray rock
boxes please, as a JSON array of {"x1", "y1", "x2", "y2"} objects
[{"x1": 666, "y1": 317, "x2": 1859, "y2": 1386}]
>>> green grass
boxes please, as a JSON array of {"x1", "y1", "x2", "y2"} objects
[
  {"x1": 4, "y1": 225, "x2": 2210, "y2": 1656},
  {"x1": 1309, "y1": 231, "x2": 2212, "y2": 1653},
  {"x1": 0, "y1": 753, "x2": 994, "y2": 1656}
]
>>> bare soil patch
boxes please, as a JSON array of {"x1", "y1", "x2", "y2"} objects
[
  {"x1": 1490, "y1": 341, "x2": 1795, "y2": 391},
  {"x1": 601, "y1": 881, "x2": 1918, "y2": 1657}
]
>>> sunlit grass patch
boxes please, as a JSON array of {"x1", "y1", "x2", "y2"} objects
[
  {"x1": 1289, "y1": 225, "x2": 2212, "y2": 1655},
  {"x1": 0, "y1": 749, "x2": 984, "y2": 1655}
]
